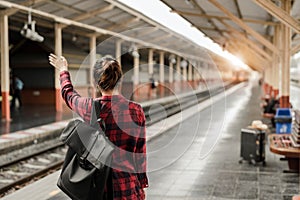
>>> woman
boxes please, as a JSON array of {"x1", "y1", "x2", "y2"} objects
[{"x1": 49, "y1": 54, "x2": 148, "y2": 200}]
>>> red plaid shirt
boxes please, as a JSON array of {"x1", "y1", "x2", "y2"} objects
[{"x1": 60, "y1": 71, "x2": 148, "y2": 200}]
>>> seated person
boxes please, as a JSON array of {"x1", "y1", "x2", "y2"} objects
[{"x1": 263, "y1": 97, "x2": 279, "y2": 127}]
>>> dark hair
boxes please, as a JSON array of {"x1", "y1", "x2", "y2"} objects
[{"x1": 93, "y1": 56, "x2": 122, "y2": 91}]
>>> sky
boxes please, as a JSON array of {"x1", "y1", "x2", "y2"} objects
[{"x1": 117, "y1": 0, "x2": 249, "y2": 70}]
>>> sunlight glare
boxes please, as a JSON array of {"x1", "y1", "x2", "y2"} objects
[{"x1": 117, "y1": 0, "x2": 250, "y2": 70}]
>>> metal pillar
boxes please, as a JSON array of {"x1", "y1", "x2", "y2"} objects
[
  {"x1": 159, "y1": 51, "x2": 164, "y2": 83},
  {"x1": 280, "y1": 0, "x2": 291, "y2": 108},
  {"x1": 0, "y1": 15, "x2": 10, "y2": 121},
  {"x1": 90, "y1": 34, "x2": 96, "y2": 98},
  {"x1": 55, "y1": 23, "x2": 63, "y2": 112}
]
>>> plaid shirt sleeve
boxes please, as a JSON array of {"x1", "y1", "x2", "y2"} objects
[
  {"x1": 59, "y1": 71, "x2": 92, "y2": 122},
  {"x1": 135, "y1": 105, "x2": 148, "y2": 189}
]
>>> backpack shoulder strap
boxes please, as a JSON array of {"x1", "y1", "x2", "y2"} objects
[{"x1": 90, "y1": 100, "x2": 105, "y2": 130}]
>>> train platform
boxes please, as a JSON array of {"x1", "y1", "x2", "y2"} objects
[
  {"x1": 0, "y1": 80, "x2": 205, "y2": 135},
  {"x1": 1, "y1": 79, "x2": 299, "y2": 200},
  {"x1": 0, "y1": 82, "x2": 181, "y2": 134},
  {"x1": 0, "y1": 81, "x2": 220, "y2": 154}
]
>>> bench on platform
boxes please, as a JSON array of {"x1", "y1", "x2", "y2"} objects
[{"x1": 269, "y1": 134, "x2": 300, "y2": 173}]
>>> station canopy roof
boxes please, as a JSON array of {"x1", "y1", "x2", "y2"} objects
[
  {"x1": 2, "y1": 1, "x2": 299, "y2": 72},
  {"x1": 161, "y1": 0, "x2": 300, "y2": 72},
  {"x1": 0, "y1": 0, "x2": 214, "y2": 65}
]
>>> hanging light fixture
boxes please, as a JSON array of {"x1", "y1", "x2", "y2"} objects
[
  {"x1": 128, "y1": 43, "x2": 139, "y2": 58},
  {"x1": 169, "y1": 55, "x2": 176, "y2": 64},
  {"x1": 20, "y1": 9, "x2": 44, "y2": 42},
  {"x1": 180, "y1": 60, "x2": 188, "y2": 68}
]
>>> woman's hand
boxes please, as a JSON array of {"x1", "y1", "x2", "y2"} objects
[{"x1": 49, "y1": 53, "x2": 68, "y2": 72}]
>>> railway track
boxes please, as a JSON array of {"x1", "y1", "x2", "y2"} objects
[
  {"x1": 143, "y1": 83, "x2": 232, "y2": 126},
  {"x1": 0, "y1": 83, "x2": 234, "y2": 197},
  {"x1": 0, "y1": 140, "x2": 66, "y2": 197}
]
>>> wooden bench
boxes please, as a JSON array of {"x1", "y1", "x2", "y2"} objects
[{"x1": 269, "y1": 134, "x2": 300, "y2": 172}]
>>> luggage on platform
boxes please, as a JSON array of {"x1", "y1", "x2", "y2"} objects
[{"x1": 239, "y1": 128, "x2": 266, "y2": 166}]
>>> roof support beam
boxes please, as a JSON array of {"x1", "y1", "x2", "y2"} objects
[
  {"x1": 195, "y1": 25, "x2": 271, "y2": 38},
  {"x1": 149, "y1": 33, "x2": 172, "y2": 43},
  {"x1": 44, "y1": 0, "x2": 82, "y2": 13},
  {"x1": 0, "y1": 0, "x2": 203, "y2": 63},
  {"x1": 172, "y1": 10, "x2": 278, "y2": 26},
  {"x1": 0, "y1": 0, "x2": 46, "y2": 16},
  {"x1": 72, "y1": 5, "x2": 114, "y2": 22},
  {"x1": 219, "y1": 20, "x2": 272, "y2": 61},
  {"x1": 60, "y1": 4, "x2": 115, "y2": 29},
  {"x1": 106, "y1": 0, "x2": 200, "y2": 53},
  {"x1": 232, "y1": 39, "x2": 269, "y2": 66},
  {"x1": 106, "y1": 17, "x2": 139, "y2": 31},
  {"x1": 291, "y1": 43, "x2": 300, "y2": 55},
  {"x1": 132, "y1": 27, "x2": 158, "y2": 38},
  {"x1": 194, "y1": 26, "x2": 228, "y2": 33},
  {"x1": 232, "y1": 31, "x2": 272, "y2": 61},
  {"x1": 253, "y1": 0, "x2": 300, "y2": 33},
  {"x1": 227, "y1": 41, "x2": 264, "y2": 71},
  {"x1": 208, "y1": 0, "x2": 279, "y2": 54},
  {"x1": 189, "y1": 0, "x2": 225, "y2": 37},
  {"x1": 9, "y1": 16, "x2": 94, "y2": 37}
]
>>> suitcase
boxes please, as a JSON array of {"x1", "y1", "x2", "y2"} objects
[{"x1": 239, "y1": 128, "x2": 266, "y2": 166}]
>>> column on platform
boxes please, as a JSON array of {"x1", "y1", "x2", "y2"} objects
[
  {"x1": 188, "y1": 61, "x2": 193, "y2": 81},
  {"x1": 0, "y1": 14, "x2": 10, "y2": 121},
  {"x1": 264, "y1": 66, "x2": 271, "y2": 96},
  {"x1": 280, "y1": 0, "x2": 291, "y2": 108},
  {"x1": 176, "y1": 56, "x2": 181, "y2": 81},
  {"x1": 133, "y1": 49, "x2": 139, "y2": 86},
  {"x1": 193, "y1": 62, "x2": 198, "y2": 81},
  {"x1": 272, "y1": 25, "x2": 280, "y2": 98},
  {"x1": 182, "y1": 60, "x2": 188, "y2": 81},
  {"x1": 198, "y1": 61, "x2": 203, "y2": 81},
  {"x1": 115, "y1": 40, "x2": 122, "y2": 65},
  {"x1": 54, "y1": 23, "x2": 63, "y2": 112},
  {"x1": 266, "y1": 47, "x2": 273, "y2": 96},
  {"x1": 159, "y1": 51, "x2": 164, "y2": 84},
  {"x1": 195, "y1": 61, "x2": 201, "y2": 81},
  {"x1": 148, "y1": 49, "x2": 154, "y2": 76},
  {"x1": 169, "y1": 55, "x2": 175, "y2": 83},
  {"x1": 89, "y1": 34, "x2": 97, "y2": 98}
]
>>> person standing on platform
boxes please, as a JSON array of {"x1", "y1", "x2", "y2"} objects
[
  {"x1": 148, "y1": 73, "x2": 157, "y2": 99},
  {"x1": 11, "y1": 75, "x2": 24, "y2": 109},
  {"x1": 49, "y1": 54, "x2": 148, "y2": 200}
]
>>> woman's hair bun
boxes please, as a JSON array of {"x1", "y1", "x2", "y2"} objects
[{"x1": 93, "y1": 56, "x2": 122, "y2": 91}]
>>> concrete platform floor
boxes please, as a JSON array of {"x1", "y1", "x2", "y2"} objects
[
  {"x1": 1, "y1": 80, "x2": 299, "y2": 200},
  {"x1": 145, "y1": 81, "x2": 299, "y2": 199}
]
